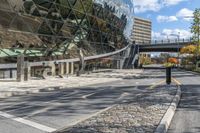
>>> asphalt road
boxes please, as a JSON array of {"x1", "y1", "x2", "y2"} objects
[
  {"x1": 1, "y1": 69, "x2": 199, "y2": 133},
  {"x1": 168, "y1": 70, "x2": 200, "y2": 133},
  {"x1": 0, "y1": 69, "x2": 166, "y2": 133}
]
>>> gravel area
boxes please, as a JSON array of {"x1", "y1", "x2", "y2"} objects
[{"x1": 55, "y1": 84, "x2": 178, "y2": 133}]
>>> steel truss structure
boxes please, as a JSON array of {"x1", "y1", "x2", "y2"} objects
[{"x1": 0, "y1": 0, "x2": 134, "y2": 63}]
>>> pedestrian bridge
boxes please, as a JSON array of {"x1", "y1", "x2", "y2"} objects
[
  {"x1": 138, "y1": 39, "x2": 193, "y2": 52},
  {"x1": 122, "y1": 38, "x2": 194, "y2": 69}
]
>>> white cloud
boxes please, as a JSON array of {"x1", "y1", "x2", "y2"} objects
[
  {"x1": 157, "y1": 15, "x2": 178, "y2": 22},
  {"x1": 156, "y1": 8, "x2": 194, "y2": 23},
  {"x1": 152, "y1": 29, "x2": 192, "y2": 40},
  {"x1": 176, "y1": 8, "x2": 193, "y2": 21},
  {"x1": 134, "y1": 0, "x2": 161, "y2": 13},
  {"x1": 134, "y1": 0, "x2": 188, "y2": 13},
  {"x1": 152, "y1": 31, "x2": 162, "y2": 39},
  {"x1": 162, "y1": 0, "x2": 187, "y2": 6}
]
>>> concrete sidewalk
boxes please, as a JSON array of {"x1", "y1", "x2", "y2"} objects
[{"x1": 0, "y1": 69, "x2": 143, "y2": 98}]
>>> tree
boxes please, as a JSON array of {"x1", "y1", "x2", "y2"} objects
[
  {"x1": 168, "y1": 58, "x2": 179, "y2": 64},
  {"x1": 140, "y1": 56, "x2": 152, "y2": 65},
  {"x1": 180, "y1": 45, "x2": 197, "y2": 55},
  {"x1": 191, "y1": 8, "x2": 200, "y2": 43}
]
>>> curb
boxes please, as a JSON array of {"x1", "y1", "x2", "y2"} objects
[
  {"x1": 178, "y1": 69, "x2": 200, "y2": 75},
  {"x1": 185, "y1": 70, "x2": 200, "y2": 75},
  {"x1": 154, "y1": 85, "x2": 181, "y2": 133},
  {"x1": 53, "y1": 105, "x2": 117, "y2": 133}
]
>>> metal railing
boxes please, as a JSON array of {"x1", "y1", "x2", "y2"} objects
[
  {"x1": 151, "y1": 38, "x2": 192, "y2": 44},
  {"x1": 0, "y1": 45, "x2": 130, "y2": 70},
  {"x1": 137, "y1": 38, "x2": 192, "y2": 45}
]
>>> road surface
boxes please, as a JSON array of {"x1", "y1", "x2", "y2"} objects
[
  {"x1": 0, "y1": 69, "x2": 199, "y2": 133},
  {"x1": 0, "y1": 69, "x2": 166, "y2": 133},
  {"x1": 168, "y1": 70, "x2": 200, "y2": 133}
]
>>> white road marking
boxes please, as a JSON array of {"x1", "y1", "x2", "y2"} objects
[
  {"x1": 0, "y1": 111, "x2": 56, "y2": 132},
  {"x1": 56, "y1": 105, "x2": 116, "y2": 131},
  {"x1": 117, "y1": 92, "x2": 130, "y2": 100},
  {"x1": 82, "y1": 93, "x2": 95, "y2": 99}
]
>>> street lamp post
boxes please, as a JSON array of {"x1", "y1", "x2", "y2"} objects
[{"x1": 161, "y1": 33, "x2": 169, "y2": 42}]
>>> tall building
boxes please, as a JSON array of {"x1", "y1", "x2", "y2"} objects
[
  {"x1": 132, "y1": 17, "x2": 152, "y2": 65},
  {"x1": 132, "y1": 17, "x2": 152, "y2": 44},
  {"x1": 0, "y1": 0, "x2": 134, "y2": 63}
]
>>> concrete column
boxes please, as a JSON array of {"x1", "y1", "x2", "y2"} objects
[
  {"x1": 116, "y1": 60, "x2": 120, "y2": 69},
  {"x1": 17, "y1": 54, "x2": 24, "y2": 82},
  {"x1": 119, "y1": 59, "x2": 124, "y2": 69},
  {"x1": 58, "y1": 62, "x2": 64, "y2": 75},
  {"x1": 66, "y1": 62, "x2": 70, "y2": 74},
  {"x1": 51, "y1": 63, "x2": 56, "y2": 76},
  {"x1": 10, "y1": 69, "x2": 13, "y2": 79},
  {"x1": 70, "y1": 62, "x2": 74, "y2": 75},
  {"x1": 24, "y1": 61, "x2": 31, "y2": 81}
]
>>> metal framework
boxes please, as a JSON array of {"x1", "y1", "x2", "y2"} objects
[{"x1": 0, "y1": 0, "x2": 133, "y2": 63}]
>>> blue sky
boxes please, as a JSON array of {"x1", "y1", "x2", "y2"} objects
[{"x1": 133, "y1": 0, "x2": 200, "y2": 40}]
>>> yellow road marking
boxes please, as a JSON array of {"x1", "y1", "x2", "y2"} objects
[
  {"x1": 149, "y1": 80, "x2": 165, "y2": 89},
  {"x1": 172, "y1": 78, "x2": 182, "y2": 85},
  {"x1": 149, "y1": 78, "x2": 181, "y2": 90}
]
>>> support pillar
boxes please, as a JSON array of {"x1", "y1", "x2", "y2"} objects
[
  {"x1": 10, "y1": 69, "x2": 13, "y2": 79},
  {"x1": 66, "y1": 62, "x2": 70, "y2": 74},
  {"x1": 51, "y1": 63, "x2": 56, "y2": 76},
  {"x1": 24, "y1": 61, "x2": 31, "y2": 81},
  {"x1": 58, "y1": 62, "x2": 64, "y2": 75},
  {"x1": 17, "y1": 54, "x2": 24, "y2": 82},
  {"x1": 119, "y1": 59, "x2": 124, "y2": 69},
  {"x1": 70, "y1": 62, "x2": 74, "y2": 75},
  {"x1": 117, "y1": 60, "x2": 121, "y2": 69}
]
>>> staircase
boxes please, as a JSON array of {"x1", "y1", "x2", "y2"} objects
[{"x1": 123, "y1": 45, "x2": 139, "y2": 69}]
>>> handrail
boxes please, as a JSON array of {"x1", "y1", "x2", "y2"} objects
[
  {"x1": 136, "y1": 38, "x2": 192, "y2": 45},
  {"x1": 0, "y1": 45, "x2": 130, "y2": 69}
]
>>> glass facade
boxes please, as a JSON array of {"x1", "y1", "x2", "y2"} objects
[{"x1": 0, "y1": 0, "x2": 134, "y2": 61}]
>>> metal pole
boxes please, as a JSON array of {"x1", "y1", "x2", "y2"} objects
[
  {"x1": 166, "y1": 67, "x2": 171, "y2": 85},
  {"x1": 178, "y1": 32, "x2": 180, "y2": 68}
]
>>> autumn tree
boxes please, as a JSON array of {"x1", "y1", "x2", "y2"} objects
[
  {"x1": 168, "y1": 58, "x2": 179, "y2": 64},
  {"x1": 191, "y1": 8, "x2": 200, "y2": 43},
  {"x1": 180, "y1": 45, "x2": 197, "y2": 55}
]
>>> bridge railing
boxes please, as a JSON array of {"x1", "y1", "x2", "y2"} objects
[
  {"x1": 150, "y1": 38, "x2": 192, "y2": 45},
  {"x1": 136, "y1": 38, "x2": 192, "y2": 45}
]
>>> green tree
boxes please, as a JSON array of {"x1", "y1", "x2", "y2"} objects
[{"x1": 191, "y1": 8, "x2": 200, "y2": 43}]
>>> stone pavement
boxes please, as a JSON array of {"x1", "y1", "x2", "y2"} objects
[
  {"x1": 0, "y1": 69, "x2": 143, "y2": 98},
  {"x1": 55, "y1": 84, "x2": 178, "y2": 133}
]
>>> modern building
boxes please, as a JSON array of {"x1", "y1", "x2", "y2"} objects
[
  {"x1": 132, "y1": 17, "x2": 152, "y2": 44},
  {"x1": 0, "y1": 0, "x2": 134, "y2": 63},
  {"x1": 131, "y1": 17, "x2": 152, "y2": 65},
  {"x1": 0, "y1": 0, "x2": 135, "y2": 79}
]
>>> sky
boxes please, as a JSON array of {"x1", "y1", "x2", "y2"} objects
[{"x1": 133, "y1": 0, "x2": 200, "y2": 40}]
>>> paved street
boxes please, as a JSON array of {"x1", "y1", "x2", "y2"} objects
[
  {"x1": 0, "y1": 69, "x2": 199, "y2": 133},
  {"x1": 168, "y1": 70, "x2": 200, "y2": 133},
  {"x1": 0, "y1": 69, "x2": 168, "y2": 133}
]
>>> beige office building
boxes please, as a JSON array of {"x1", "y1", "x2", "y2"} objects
[
  {"x1": 131, "y1": 17, "x2": 152, "y2": 65},
  {"x1": 132, "y1": 17, "x2": 152, "y2": 44}
]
